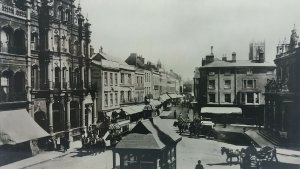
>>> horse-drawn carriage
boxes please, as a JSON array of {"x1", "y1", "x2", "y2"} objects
[
  {"x1": 220, "y1": 145, "x2": 277, "y2": 169},
  {"x1": 174, "y1": 118, "x2": 215, "y2": 138},
  {"x1": 239, "y1": 146, "x2": 275, "y2": 169}
]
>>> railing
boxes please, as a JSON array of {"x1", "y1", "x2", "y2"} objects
[{"x1": 0, "y1": 3, "x2": 27, "y2": 19}]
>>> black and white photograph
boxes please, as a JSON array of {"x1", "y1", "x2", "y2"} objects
[{"x1": 0, "y1": 0, "x2": 300, "y2": 168}]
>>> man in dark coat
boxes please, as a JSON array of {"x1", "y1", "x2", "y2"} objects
[{"x1": 195, "y1": 160, "x2": 204, "y2": 169}]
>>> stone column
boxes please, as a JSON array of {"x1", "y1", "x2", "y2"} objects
[
  {"x1": 81, "y1": 67, "x2": 85, "y2": 89},
  {"x1": 48, "y1": 98, "x2": 54, "y2": 135},
  {"x1": 120, "y1": 153, "x2": 124, "y2": 169},
  {"x1": 93, "y1": 97, "x2": 97, "y2": 124},
  {"x1": 81, "y1": 98, "x2": 85, "y2": 128},
  {"x1": 66, "y1": 97, "x2": 71, "y2": 130},
  {"x1": 48, "y1": 63, "x2": 53, "y2": 89},
  {"x1": 66, "y1": 67, "x2": 70, "y2": 89},
  {"x1": 112, "y1": 150, "x2": 116, "y2": 169},
  {"x1": 273, "y1": 101, "x2": 276, "y2": 131}
]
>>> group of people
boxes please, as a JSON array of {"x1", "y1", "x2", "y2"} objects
[
  {"x1": 80, "y1": 125, "x2": 106, "y2": 152},
  {"x1": 47, "y1": 132, "x2": 70, "y2": 152}
]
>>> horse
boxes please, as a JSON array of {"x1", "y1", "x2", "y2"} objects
[
  {"x1": 221, "y1": 147, "x2": 240, "y2": 164},
  {"x1": 177, "y1": 120, "x2": 189, "y2": 135}
]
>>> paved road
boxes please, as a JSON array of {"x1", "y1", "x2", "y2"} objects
[{"x1": 19, "y1": 118, "x2": 300, "y2": 169}]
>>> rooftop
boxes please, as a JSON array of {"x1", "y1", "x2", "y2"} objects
[
  {"x1": 115, "y1": 117, "x2": 181, "y2": 150},
  {"x1": 200, "y1": 60, "x2": 275, "y2": 68}
]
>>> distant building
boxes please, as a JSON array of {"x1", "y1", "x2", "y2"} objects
[
  {"x1": 264, "y1": 27, "x2": 300, "y2": 145},
  {"x1": 195, "y1": 47, "x2": 276, "y2": 123},
  {"x1": 249, "y1": 41, "x2": 265, "y2": 62}
]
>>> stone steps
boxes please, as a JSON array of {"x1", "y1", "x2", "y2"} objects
[{"x1": 258, "y1": 129, "x2": 281, "y2": 146}]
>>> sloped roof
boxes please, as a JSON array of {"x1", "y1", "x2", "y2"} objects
[
  {"x1": 115, "y1": 118, "x2": 181, "y2": 150},
  {"x1": 201, "y1": 60, "x2": 275, "y2": 68}
]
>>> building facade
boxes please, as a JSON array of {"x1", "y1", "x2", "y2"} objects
[
  {"x1": 0, "y1": 0, "x2": 96, "y2": 141},
  {"x1": 195, "y1": 48, "x2": 275, "y2": 123},
  {"x1": 264, "y1": 27, "x2": 300, "y2": 145}
]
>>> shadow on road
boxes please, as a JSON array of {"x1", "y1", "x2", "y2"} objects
[{"x1": 207, "y1": 161, "x2": 239, "y2": 166}]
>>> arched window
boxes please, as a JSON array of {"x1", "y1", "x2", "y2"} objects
[
  {"x1": 0, "y1": 69, "x2": 14, "y2": 102},
  {"x1": 62, "y1": 67, "x2": 67, "y2": 89},
  {"x1": 0, "y1": 26, "x2": 13, "y2": 53},
  {"x1": 14, "y1": 70, "x2": 26, "y2": 101},
  {"x1": 31, "y1": 65, "x2": 39, "y2": 90},
  {"x1": 14, "y1": 29, "x2": 26, "y2": 54},
  {"x1": 65, "y1": 9, "x2": 71, "y2": 22},
  {"x1": 53, "y1": 102, "x2": 64, "y2": 132},
  {"x1": 58, "y1": 6, "x2": 64, "y2": 21},
  {"x1": 73, "y1": 68, "x2": 80, "y2": 88},
  {"x1": 70, "y1": 101, "x2": 80, "y2": 128},
  {"x1": 31, "y1": 32, "x2": 39, "y2": 50},
  {"x1": 73, "y1": 40, "x2": 78, "y2": 56},
  {"x1": 54, "y1": 67, "x2": 60, "y2": 89}
]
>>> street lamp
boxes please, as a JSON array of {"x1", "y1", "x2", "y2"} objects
[{"x1": 191, "y1": 100, "x2": 197, "y2": 121}]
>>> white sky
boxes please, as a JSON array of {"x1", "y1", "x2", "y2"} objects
[{"x1": 79, "y1": 0, "x2": 300, "y2": 80}]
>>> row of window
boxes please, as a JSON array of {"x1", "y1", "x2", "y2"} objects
[
  {"x1": 104, "y1": 91, "x2": 133, "y2": 107},
  {"x1": 208, "y1": 70, "x2": 273, "y2": 76},
  {"x1": 145, "y1": 72, "x2": 151, "y2": 83},
  {"x1": 104, "y1": 72, "x2": 118, "y2": 86},
  {"x1": 136, "y1": 76, "x2": 144, "y2": 87},
  {"x1": 208, "y1": 92, "x2": 260, "y2": 104},
  {"x1": 208, "y1": 79, "x2": 257, "y2": 89}
]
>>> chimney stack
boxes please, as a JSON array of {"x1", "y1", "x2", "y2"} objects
[{"x1": 232, "y1": 52, "x2": 236, "y2": 62}]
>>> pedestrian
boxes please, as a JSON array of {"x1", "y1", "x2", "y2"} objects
[
  {"x1": 174, "y1": 110, "x2": 177, "y2": 119},
  {"x1": 63, "y1": 132, "x2": 70, "y2": 152},
  {"x1": 270, "y1": 146, "x2": 279, "y2": 162},
  {"x1": 195, "y1": 160, "x2": 204, "y2": 169},
  {"x1": 249, "y1": 152, "x2": 259, "y2": 169}
]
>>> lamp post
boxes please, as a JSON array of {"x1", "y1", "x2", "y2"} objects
[{"x1": 191, "y1": 100, "x2": 197, "y2": 121}]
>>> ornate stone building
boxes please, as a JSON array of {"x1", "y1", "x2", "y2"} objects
[
  {"x1": 0, "y1": 0, "x2": 96, "y2": 142},
  {"x1": 264, "y1": 27, "x2": 300, "y2": 146}
]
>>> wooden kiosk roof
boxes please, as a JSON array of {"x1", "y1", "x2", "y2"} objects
[{"x1": 115, "y1": 118, "x2": 181, "y2": 150}]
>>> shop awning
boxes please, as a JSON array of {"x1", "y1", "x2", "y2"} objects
[
  {"x1": 177, "y1": 94, "x2": 183, "y2": 98},
  {"x1": 167, "y1": 93, "x2": 178, "y2": 99},
  {"x1": 201, "y1": 107, "x2": 242, "y2": 114},
  {"x1": 149, "y1": 99, "x2": 161, "y2": 109},
  {"x1": 159, "y1": 94, "x2": 171, "y2": 102},
  {"x1": 122, "y1": 105, "x2": 144, "y2": 115},
  {"x1": 0, "y1": 109, "x2": 49, "y2": 145}
]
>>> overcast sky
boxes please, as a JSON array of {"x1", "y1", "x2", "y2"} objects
[{"x1": 79, "y1": 0, "x2": 300, "y2": 81}]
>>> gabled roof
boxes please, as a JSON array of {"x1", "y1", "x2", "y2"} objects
[
  {"x1": 115, "y1": 118, "x2": 181, "y2": 150},
  {"x1": 201, "y1": 60, "x2": 276, "y2": 68}
]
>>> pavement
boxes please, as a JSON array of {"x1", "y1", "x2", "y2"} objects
[{"x1": 1, "y1": 141, "x2": 83, "y2": 169}]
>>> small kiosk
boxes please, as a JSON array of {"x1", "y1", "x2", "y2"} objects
[{"x1": 112, "y1": 118, "x2": 182, "y2": 169}]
